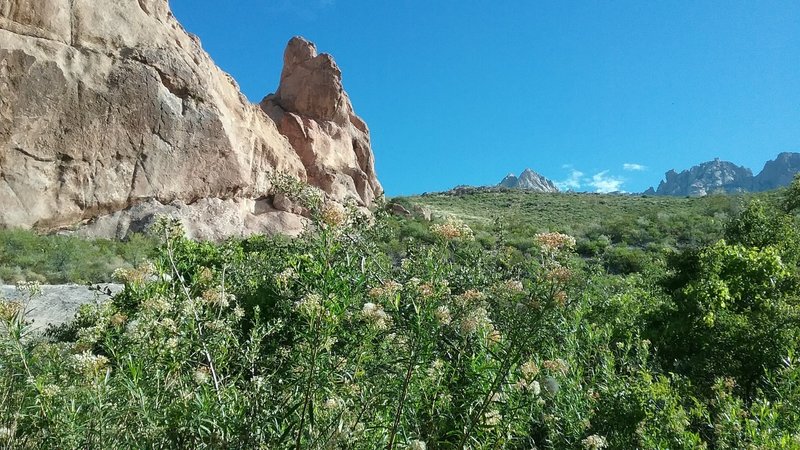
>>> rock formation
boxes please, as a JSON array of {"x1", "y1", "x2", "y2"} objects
[
  {"x1": 498, "y1": 169, "x2": 559, "y2": 192},
  {"x1": 647, "y1": 153, "x2": 800, "y2": 196},
  {"x1": 753, "y1": 152, "x2": 800, "y2": 191},
  {"x1": 652, "y1": 159, "x2": 754, "y2": 196},
  {"x1": 0, "y1": 0, "x2": 381, "y2": 240}
]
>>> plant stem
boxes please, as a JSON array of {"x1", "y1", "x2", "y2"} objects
[
  {"x1": 387, "y1": 341, "x2": 418, "y2": 450},
  {"x1": 295, "y1": 320, "x2": 321, "y2": 450}
]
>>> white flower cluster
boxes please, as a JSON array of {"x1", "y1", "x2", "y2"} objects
[
  {"x1": 362, "y1": 302, "x2": 391, "y2": 330},
  {"x1": 72, "y1": 351, "x2": 109, "y2": 375},
  {"x1": 581, "y1": 434, "x2": 608, "y2": 450}
]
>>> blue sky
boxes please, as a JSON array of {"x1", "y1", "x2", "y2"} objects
[{"x1": 171, "y1": 0, "x2": 800, "y2": 196}]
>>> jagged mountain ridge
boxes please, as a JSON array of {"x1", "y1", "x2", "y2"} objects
[
  {"x1": 498, "y1": 168, "x2": 559, "y2": 192},
  {"x1": 646, "y1": 153, "x2": 800, "y2": 196}
]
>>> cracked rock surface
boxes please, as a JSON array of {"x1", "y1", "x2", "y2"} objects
[{"x1": 0, "y1": 0, "x2": 381, "y2": 239}]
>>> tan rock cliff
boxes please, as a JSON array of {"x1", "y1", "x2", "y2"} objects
[{"x1": 0, "y1": 0, "x2": 381, "y2": 240}]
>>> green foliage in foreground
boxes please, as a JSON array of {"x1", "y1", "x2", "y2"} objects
[
  {"x1": 0, "y1": 229, "x2": 156, "y2": 284},
  {"x1": 0, "y1": 185, "x2": 799, "y2": 448}
]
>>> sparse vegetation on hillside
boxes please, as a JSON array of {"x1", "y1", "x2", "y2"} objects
[
  {"x1": 0, "y1": 182, "x2": 798, "y2": 448},
  {"x1": 0, "y1": 230, "x2": 156, "y2": 284}
]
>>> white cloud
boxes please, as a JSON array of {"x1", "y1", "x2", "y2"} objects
[
  {"x1": 623, "y1": 163, "x2": 647, "y2": 171},
  {"x1": 588, "y1": 171, "x2": 625, "y2": 193},
  {"x1": 555, "y1": 169, "x2": 584, "y2": 191}
]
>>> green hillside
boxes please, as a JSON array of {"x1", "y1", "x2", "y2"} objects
[{"x1": 1, "y1": 179, "x2": 799, "y2": 448}]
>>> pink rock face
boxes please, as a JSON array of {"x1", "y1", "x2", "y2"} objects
[
  {"x1": 0, "y1": 3, "x2": 381, "y2": 240},
  {"x1": 262, "y1": 37, "x2": 381, "y2": 208}
]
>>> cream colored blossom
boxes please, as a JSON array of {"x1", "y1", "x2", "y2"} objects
[
  {"x1": 295, "y1": 293, "x2": 324, "y2": 318},
  {"x1": 486, "y1": 329, "x2": 502, "y2": 346},
  {"x1": 368, "y1": 280, "x2": 403, "y2": 299},
  {"x1": 321, "y1": 203, "x2": 347, "y2": 227},
  {"x1": 233, "y1": 305, "x2": 245, "y2": 320},
  {"x1": 542, "y1": 358, "x2": 569, "y2": 376},
  {"x1": 40, "y1": 384, "x2": 61, "y2": 398},
  {"x1": 194, "y1": 366, "x2": 211, "y2": 385},
  {"x1": 362, "y1": 302, "x2": 391, "y2": 330},
  {"x1": 0, "y1": 301, "x2": 23, "y2": 322},
  {"x1": 274, "y1": 268, "x2": 297, "y2": 286},
  {"x1": 459, "y1": 307, "x2": 491, "y2": 336},
  {"x1": 73, "y1": 351, "x2": 109, "y2": 375},
  {"x1": 521, "y1": 360, "x2": 540, "y2": 379},
  {"x1": 408, "y1": 439, "x2": 427, "y2": 450},
  {"x1": 201, "y1": 288, "x2": 232, "y2": 308},
  {"x1": 546, "y1": 265, "x2": 572, "y2": 283},
  {"x1": 535, "y1": 232, "x2": 577, "y2": 253},
  {"x1": 431, "y1": 217, "x2": 474, "y2": 241},
  {"x1": 324, "y1": 397, "x2": 344, "y2": 410},
  {"x1": 482, "y1": 409, "x2": 502, "y2": 426},
  {"x1": 142, "y1": 295, "x2": 173, "y2": 314},
  {"x1": 581, "y1": 434, "x2": 608, "y2": 450},
  {"x1": 0, "y1": 426, "x2": 14, "y2": 441},
  {"x1": 504, "y1": 279, "x2": 524, "y2": 293},
  {"x1": 435, "y1": 305, "x2": 452, "y2": 325}
]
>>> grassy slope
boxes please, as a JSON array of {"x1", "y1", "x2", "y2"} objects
[{"x1": 397, "y1": 191, "x2": 760, "y2": 249}]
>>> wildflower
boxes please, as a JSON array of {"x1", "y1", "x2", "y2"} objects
[
  {"x1": 201, "y1": 288, "x2": 232, "y2": 308},
  {"x1": 321, "y1": 203, "x2": 347, "y2": 227},
  {"x1": 194, "y1": 366, "x2": 211, "y2": 385},
  {"x1": 417, "y1": 282, "x2": 435, "y2": 298},
  {"x1": 0, "y1": 426, "x2": 14, "y2": 441},
  {"x1": 546, "y1": 265, "x2": 572, "y2": 284},
  {"x1": 368, "y1": 280, "x2": 402, "y2": 299},
  {"x1": 459, "y1": 307, "x2": 491, "y2": 336},
  {"x1": 362, "y1": 302, "x2": 391, "y2": 330},
  {"x1": 324, "y1": 397, "x2": 344, "y2": 410},
  {"x1": 40, "y1": 384, "x2": 61, "y2": 398},
  {"x1": 434, "y1": 305, "x2": 452, "y2": 325},
  {"x1": 581, "y1": 434, "x2": 608, "y2": 450},
  {"x1": 521, "y1": 360, "x2": 540, "y2": 379},
  {"x1": 408, "y1": 439, "x2": 427, "y2": 450},
  {"x1": 430, "y1": 217, "x2": 474, "y2": 241},
  {"x1": 113, "y1": 262, "x2": 156, "y2": 284},
  {"x1": 252, "y1": 376, "x2": 265, "y2": 389},
  {"x1": 233, "y1": 305, "x2": 245, "y2": 320},
  {"x1": 77, "y1": 325, "x2": 106, "y2": 347},
  {"x1": 274, "y1": 267, "x2": 297, "y2": 286},
  {"x1": 0, "y1": 301, "x2": 22, "y2": 321},
  {"x1": 73, "y1": 351, "x2": 109, "y2": 375},
  {"x1": 482, "y1": 409, "x2": 502, "y2": 426},
  {"x1": 142, "y1": 296, "x2": 173, "y2": 314},
  {"x1": 458, "y1": 289, "x2": 485, "y2": 306},
  {"x1": 165, "y1": 337, "x2": 179, "y2": 350},
  {"x1": 542, "y1": 358, "x2": 569, "y2": 376},
  {"x1": 158, "y1": 318, "x2": 178, "y2": 333},
  {"x1": 553, "y1": 290, "x2": 568, "y2": 306},
  {"x1": 491, "y1": 392, "x2": 508, "y2": 403},
  {"x1": 486, "y1": 329, "x2": 502, "y2": 346},
  {"x1": 110, "y1": 313, "x2": 127, "y2": 326},
  {"x1": 534, "y1": 232, "x2": 576, "y2": 253},
  {"x1": 504, "y1": 279, "x2": 524, "y2": 293},
  {"x1": 295, "y1": 293, "x2": 324, "y2": 318},
  {"x1": 529, "y1": 380, "x2": 541, "y2": 396}
]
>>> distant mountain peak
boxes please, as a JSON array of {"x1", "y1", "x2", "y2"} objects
[
  {"x1": 647, "y1": 152, "x2": 799, "y2": 196},
  {"x1": 497, "y1": 168, "x2": 558, "y2": 192}
]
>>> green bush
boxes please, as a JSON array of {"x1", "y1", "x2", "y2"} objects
[{"x1": 2, "y1": 190, "x2": 799, "y2": 448}]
